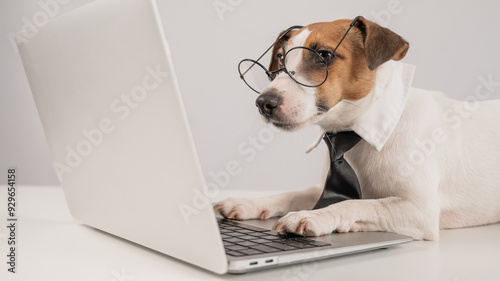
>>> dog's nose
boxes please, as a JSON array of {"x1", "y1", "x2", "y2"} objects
[{"x1": 255, "y1": 93, "x2": 282, "y2": 117}]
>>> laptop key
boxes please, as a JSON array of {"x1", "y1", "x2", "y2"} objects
[
  {"x1": 224, "y1": 226, "x2": 241, "y2": 231},
  {"x1": 220, "y1": 220, "x2": 271, "y2": 232},
  {"x1": 238, "y1": 234, "x2": 260, "y2": 240},
  {"x1": 251, "y1": 245, "x2": 283, "y2": 253},
  {"x1": 282, "y1": 240, "x2": 315, "y2": 249},
  {"x1": 253, "y1": 238, "x2": 273, "y2": 244},
  {"x1": 261, "y1": 235, "x2": 280, "y2": 240},
  {"x1": 278, "y1": 232, "x2": 307, "y2": 239},
  {"x1": 263, "y1": 242, "x2": 299, "y2": 251},
  {"x1": 238, "y1": 241, "x2": 259, "y2": 247},
  {"x1": 250, "y1": 232, "x2": 271, "y2": 237},
  {"x1": 226, "y1": 250, "x2": 245, "y2": 257},
  {"x1": 225, "y1": 237, "x2": 245, "y2": 243},
  {"x1": 226, "y1": 232, "x2": 246, "y2": 237},
  {"x1": 303, "y1": 240, "x2": 331, "y2": 247},
  {"x1": 270, "y1": 237, "x2": 288, "y2": 243},
  {"x1": 291, "y1": 237, "x2": 314, "y2": 242},
  {"x1": 226, "y1": 245, "x2": 248, "y2": 251},
  {"x1": 236, "y1": 229, "x2": 255, "y2": 233},
  {"x1": 238, "y1": 249, "x2": 263, "y2": 255}
]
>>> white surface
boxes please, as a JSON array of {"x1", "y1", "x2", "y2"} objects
[
  {"x1": 0, "y1": 186, "x2": 499, "y2": 281},
  {"x1": 2, "y1": 1, "x2": 500, "y2": 188}
]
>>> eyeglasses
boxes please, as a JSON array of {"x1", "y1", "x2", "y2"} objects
[{"x1": 238, "y1": 16, "x2": 363, "y2": 94}]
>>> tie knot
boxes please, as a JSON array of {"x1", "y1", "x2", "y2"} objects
[{"x1": 323, "y1": 131, "x2": 362, "y2": 161}]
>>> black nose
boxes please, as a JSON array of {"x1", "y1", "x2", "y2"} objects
[{"x1": 255, "y1": 93, "x2": 282, "y2": 117}]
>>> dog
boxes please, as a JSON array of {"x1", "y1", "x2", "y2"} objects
[{"x1": 214, "y1": 17, "x2": 500, "y2": 240}]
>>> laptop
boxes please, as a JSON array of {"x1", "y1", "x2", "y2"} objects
[{"x1": 15, "y1": 0, "x2": 412, "y2": 274}]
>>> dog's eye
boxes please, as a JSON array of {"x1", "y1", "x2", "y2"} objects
[
  {"x1": 276, "y1": 53, "x2": 284, "y2": 67},
  {"x1": 317, "y1": 50, "x2": 334, "y2": 63}
]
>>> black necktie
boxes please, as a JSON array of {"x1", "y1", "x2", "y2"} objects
[{"x1": 313, "y1": 131, "x2": 362, "y2": 210}]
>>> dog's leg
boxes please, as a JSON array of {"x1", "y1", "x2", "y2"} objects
[
  {"x1": 272, "y1": 196, "x2": 440, "y2": 240},
  {"x1": 214, "y1": 186, "x2": 323, "y2": 220},
  {"x1": 215, "y1": 152, "x2": 329, "y2": 220}
]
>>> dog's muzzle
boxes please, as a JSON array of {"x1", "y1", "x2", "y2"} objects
[{"x1": 255, "y1": 93, "x2": 282, "y2": 117}]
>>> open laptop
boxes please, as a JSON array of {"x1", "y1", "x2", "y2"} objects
[{"x1": 15, "y1": 0, "x2": 412, "y2": 274}]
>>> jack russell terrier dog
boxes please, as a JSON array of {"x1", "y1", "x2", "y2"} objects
[{"x1": 214, "y1": 17, "x2": 500, "y2": 240}]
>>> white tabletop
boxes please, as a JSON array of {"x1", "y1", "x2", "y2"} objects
[{"x1": 0, "y1": 186, "x2": 499, "y2": 281}]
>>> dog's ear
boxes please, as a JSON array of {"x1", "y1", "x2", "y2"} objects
[
  {"x1": 268, "y1": 30, "x2": 293, "y2": 73},
  {"x1": 354, "y1": 18, "x2": 409, "y2": 70}
]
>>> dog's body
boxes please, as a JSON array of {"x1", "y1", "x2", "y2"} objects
[{"x1": 215, "y1": 18, "x2": 500, "y2": 240}]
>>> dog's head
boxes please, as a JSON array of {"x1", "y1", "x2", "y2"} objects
[{"x1": 255, "y1": 17, "x2": 409, "y2": 131}]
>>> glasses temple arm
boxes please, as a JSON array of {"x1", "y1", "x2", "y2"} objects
[{"x1": 332, "y1": 16, "x2": 364, "y2": 55}]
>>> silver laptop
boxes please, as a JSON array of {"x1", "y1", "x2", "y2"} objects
[{"x1": 15, "y1": 0, "x2": 412, "y2": 274}]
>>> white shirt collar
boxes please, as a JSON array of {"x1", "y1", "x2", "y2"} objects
[{"x1": 307, "y1": 60, "x2": 415, "y2": 153}]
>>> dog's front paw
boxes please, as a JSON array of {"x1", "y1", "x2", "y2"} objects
[
  {"x1": 272, "y1": 209, "x2": 336, "y2": 237},
  {"x1": 214, "y1": 198, "x2": 274, "y2": 220}
]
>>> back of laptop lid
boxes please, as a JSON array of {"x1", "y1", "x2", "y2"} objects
[{"x1": 16, "y1": 0, "x2": 227, "y2": 274}]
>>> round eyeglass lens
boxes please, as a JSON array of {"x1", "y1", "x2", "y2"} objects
[
  {"x1": 283, "y1": 47, "x2": 328, "y2": 87},
  {"x1": 238, "y1": 60, "x2": 272, "y2": 94}
]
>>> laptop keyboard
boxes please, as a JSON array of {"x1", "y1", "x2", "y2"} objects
[{"x1": 218, "y1": 219, "x2": 331, "y2": 257}]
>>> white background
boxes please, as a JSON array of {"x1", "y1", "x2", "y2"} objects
[{"x1": 1, "y1": 0, "x2": 500, "y2": 191}]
